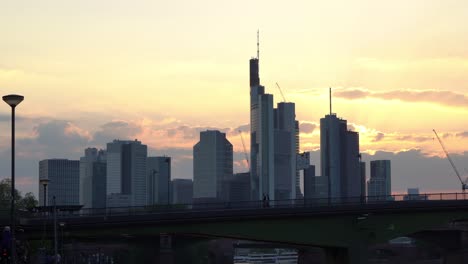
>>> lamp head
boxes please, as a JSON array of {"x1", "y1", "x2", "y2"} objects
[
  {"x1": 39, "y1": 178, "x2": 50, "y2": 186},
  {"x1": 3, "y1": 94, "x2": 24, "y2": 107}
]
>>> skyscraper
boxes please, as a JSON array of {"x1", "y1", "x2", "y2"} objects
[
  {"x1": 171, "y1": 179, "x2": 193, "y2": 204},
  {"x1": 273, "y1": 102, "x2": 297, "y2": 200},
  {"x1": 106, "y1": 140, "x2": 147, "y2": 207},
  {"x1": 367, "y1": 160, "x2": 391, "y2": 200},
  {"x1": 39, "y1": 159, "x2": 80, "y2": 206},
  {"x1": 147, "y1": 156, "x2": 171, "y2": 205},
  {"x1": 193, "y1": 130, "x2": 233, "y2": 203},
  {"x1": 249, "y1": 35, "x2": 275, "y2": 201},
  {"x1": 320, "y1": 94, "x2": 361, "y2": 201},
  {"x1": 79, "y1": 148, "x2": 107, "y2": 209}
]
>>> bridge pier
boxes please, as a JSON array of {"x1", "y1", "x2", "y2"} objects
[
  {"x1": 158, "y1": 234, "x2": 175, "y2": 264},
  {"x1": 324, "y1": 244, "x2": 367, "y2": 264}
]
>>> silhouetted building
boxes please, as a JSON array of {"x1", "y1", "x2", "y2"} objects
[
  {"x1": 249, "y1": 43, "x2": 276, "y2": 201},
  {"x1": 360, "y1": 161, "x2": 366, "y2": 199},
  {"x1": 403, "y1": 188, "x2": 427, "y2": 200},
  {"x1": 171, "y1": 179, "x2": 193, "y2": 204},
  {"x1": 193, "y1": 130, "x2": 233, "y2": 203},
  {"x1": 294, "y1": 121, "x2": 302, "y2": 198},
  {"x1": 79, "y1": 148, "x2": 107, "y2": 208},
  {"x1": 273, "y1": 103, "x2": 297, "y2": 200},
  {"x1": 320, "y1": 113, "x2": 361, "y2": 201},
  {"x1": 106, "y1": 140, "x2": 147, "y2": 207},
  {"x1": 304, "y1": 166, "x2": 329, "y2": 204},
  {"x1": 367, "y1": 160, "x2": 391, "y2": 201},
  {"x1": 39, "y1": 159, "x2": 80, "y2": 206},
  {"x1": 147, "y1": 157, "x2": 171, "y2": 205},
  {"x1": 226, "y1": 172, "x2": 250, "y2": 202}
]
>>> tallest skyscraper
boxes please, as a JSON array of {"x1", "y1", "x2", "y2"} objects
[{"x1": 250, "y1": 32, "x2": 275, "y2": 200}]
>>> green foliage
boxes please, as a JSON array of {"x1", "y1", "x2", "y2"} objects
[{"x1": 0, "y1": 178, "x2": 38, "y2": 210}]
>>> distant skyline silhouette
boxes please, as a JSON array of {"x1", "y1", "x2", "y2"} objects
[{"x1": 0, "y1": 0, "x2": 467, "y2": 195}]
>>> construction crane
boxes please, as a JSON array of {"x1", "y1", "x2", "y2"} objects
[
  {"x1": 432, "y1": 129, "x2": 467, "y2": 191},
  {"x1": 239, "y1": 130, "x2": 250, "y2": 171},
  {"x1": 275, "y1": 82, "x2": 287, "y2": 102}
]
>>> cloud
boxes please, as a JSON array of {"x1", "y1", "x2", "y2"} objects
[
  {"x1": 334, "y1": 89, "x2": 468, "y2": 108},
  {"x1": 300, "y1": 122, "x2": 317, "y2": 134},
  {"x1": 372, "y1": 132, "x2": 385, "y2": 142},
  {"x1": 234, "y1": 124, "x2": 250, "y2": 134},
  {"x1": 395, "y1": 135, "x2": 432, "y2": 143},
  {"x1": 92, "y1": 121, "x2": 142, "y2": 145},
  {"x1": 456, "y1": 131, "x2": 468, "y2": 138},
  {"x1": 32, "y1": 120, "x2": 91, "y2": 156}
]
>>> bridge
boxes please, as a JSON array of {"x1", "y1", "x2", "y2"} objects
[{"x1": 3, "y1": 192, "x2": 468, "y2": 263}]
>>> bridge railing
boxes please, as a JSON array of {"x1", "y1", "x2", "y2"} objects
[{"x1": 15, "y1": 192, "x2": 468, "y2": 220}]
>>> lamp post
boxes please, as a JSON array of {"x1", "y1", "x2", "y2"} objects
[
  {"x1": 3, "y1": 94, "x2": 24, "y2": 264},
  {"x1": 39, "y1": 179, "x2": 50, "y2": 208}
]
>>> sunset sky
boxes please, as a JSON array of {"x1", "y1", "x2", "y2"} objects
[{"x1": 1, "y1": 0, "x2": 467, "y2": 196}]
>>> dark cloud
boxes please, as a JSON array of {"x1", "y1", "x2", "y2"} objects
[
  {"x1": 347, "y1": 124, "x2": 356, "y2": 131},
  {"x1": 92, "y1": 121, "x2": 142, "y2": 144},
  {"x1": 372, "y1": 132, "x2": 385, "y2": 142},
  {"x1": 300, "y1": 122, "x2": 317, "y2": 134},
  {"x1": 234, "y1": 124, "x2": 250, "y2": 134},
  {"x1": 334, "y1": 89, "x2": 468, "y2": 108},
  {"x1": 35, "y1": 120, "x2": 89, "y2": 147}
]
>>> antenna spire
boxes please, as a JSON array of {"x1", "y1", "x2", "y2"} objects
[
  {"x1": 257, "y1": 30, "x2": 260, "y2": 61},
  {"x1": 329, "y1": 87, "x2": 332, "y2": 115}
]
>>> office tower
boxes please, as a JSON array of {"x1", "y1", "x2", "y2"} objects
[
  {"x1": 249, "y1": 36, "x2": 276, "y2": 201},
  {"x1": 171, "y1": 179, "x2": 193, "y2": 204},
  {"x1": 273, "y1": 102, "x2": 297, "y2": 200},
  {"x1": 320, "y1": 91, "x2": 361, "y2": 200},
  {"x1": 225, "y1": 172, "x2": 251, "y2": 203},
  {"x1": 303, "y1": 165, "x2": 329, "y2": 203},
  {"x1": 39, "y1": 159, "x2": 80, "y2": 206},
  {"x1": 147, "y1": 157, "x2": 171, "y2": 205},
  {"x1": 367, "y1": 160, "x2": 391, "y2": 201},
  {"x1": 79, "y1": 148, "x2": 107, "y2": 209},
  {"x1": 360, "y1": 161, "x2": 366, "y2": 199},
  {"x1": 193, "y1": 130, "x2": 233, "y2": 203},
  {"x1": 403, "y1": 188, "x2": 426, "y2": 200},
  {"x1": 106, "y1": 140, "x2": 147, "y2": 207},
  {"x1": 295, "y1": 121, "x2": 303, "y2": 198}
]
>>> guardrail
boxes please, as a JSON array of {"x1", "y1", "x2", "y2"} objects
[{"x1": 16, "y1": 192, "x2": 468, "y2": 220}]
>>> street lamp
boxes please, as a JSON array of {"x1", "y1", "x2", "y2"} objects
[
  {"x1": 3, "y1": 94, "x2": 24, "y2": 264},
  {"x1": 39, "y1": 179, "x2": 50, "y2": 208}
]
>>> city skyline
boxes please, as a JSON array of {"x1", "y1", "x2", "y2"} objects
[{"x1": 1, "y1": 1, "x2": 468, "y2": 196}]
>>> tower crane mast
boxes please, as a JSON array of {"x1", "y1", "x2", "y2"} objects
[
  {"x1": 275, "y1": 82, "x2": 287, "y2": 102},
  {"x1": 239, "y1": 130, "x2": 250, "y2": 171},
  {"x1": 432, "y1": 129, "x2": 467, "y2": 191}
]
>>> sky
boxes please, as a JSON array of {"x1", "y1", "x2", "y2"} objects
[{"x1": 0, "y1": 0, "x2": 467, "y2": 196}]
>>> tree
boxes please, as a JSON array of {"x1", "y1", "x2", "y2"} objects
[{"x1": 0, "y1": 179, "x2": 38, "y2": 210}]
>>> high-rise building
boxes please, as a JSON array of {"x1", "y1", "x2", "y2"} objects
[
  {"x1": 249, "y1": 38, "x2": 276, "y2": 201},
  {"x1": 39, "y1": 159, "x2": 80, "y2": 206},
  {"x1": 147, "y1": 157, "x2": 171, "y2": 205},
  {"x1": 171, "y1": 179, "x2": 193, "y2": 204},
  {"x1": 193, "y1": 130, "x2": 233, "y2": 203},
  {"x1": 106, "y1": 140, "x2": 147, "y2": 207},
  {"x1": 225, "y1": 172, "x2": 251, "y2": 203},
  {"x1": 367, "y1": 160, "x2": 391, "y2": 200},
  {"x1": 320, "y1": 112, "x2": 361, "y2": 201},
  {"x1": 303, "y1": 165, "x2": 329, "y2": 204},
  {"x1": 79, "y1": 148, "x2": 107, "y2": 209},
  {"x1": 294, "y1": 121, "x2": 303, "y2": 198},
  {"x1": 360, "y1": 161, "x2": 366, "y2": 198},
  {"x1": 273, "y1": 102, "x2": 297, "y2": 200}
]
